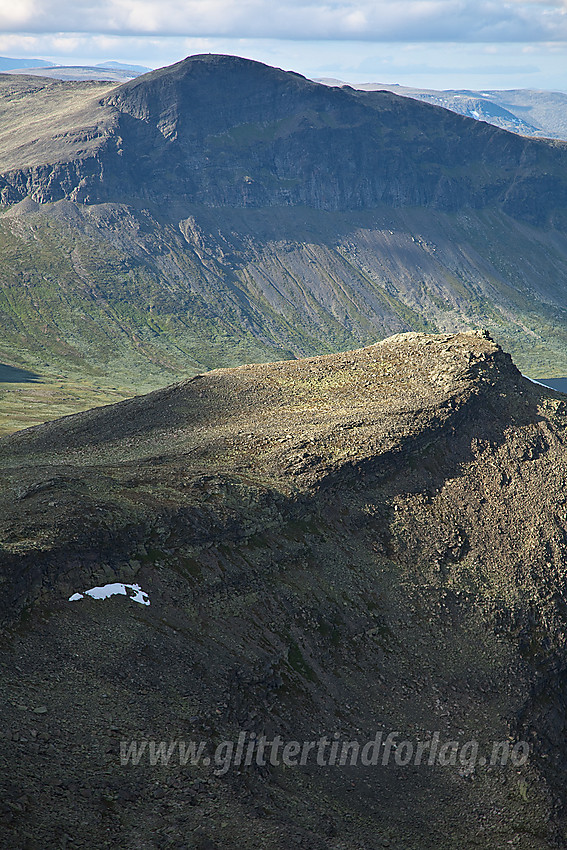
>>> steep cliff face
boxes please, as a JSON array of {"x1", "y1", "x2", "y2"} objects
[
  {"x1": 1, "y1": 333, "x2": 567, "y2": 848},
  {"x1": 1, "y1": 55, "x2": 567, "y2": 223},
  {"x1": 0, "y1": 75, "x2": 117, "y2": 203}
]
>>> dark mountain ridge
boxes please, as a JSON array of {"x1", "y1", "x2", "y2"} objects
[
  {"x1": 1, "y1": 54, "x2": 567, "y2": 225},
  {"x1": 316, "y1": 80, "x2": 567, "y2": 142}
]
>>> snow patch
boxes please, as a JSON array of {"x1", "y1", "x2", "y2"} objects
[{"x1": 68, "y1": 582, "x2": 150, "y2": 606}]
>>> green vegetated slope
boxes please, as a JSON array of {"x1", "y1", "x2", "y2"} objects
[
  {"x1": 1, "y1": 55, "x2": 567, "y2": 431},
  {"x1": 2, "y1": 200, "x2": 567, "y2": 395},
  {"x1": 1, "y1": 332, "x2": 567, "y2": 847}
]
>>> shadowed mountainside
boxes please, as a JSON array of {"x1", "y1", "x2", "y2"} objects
[
  {"x1": 2, "y1": 332, "x2": 567, "y2": 847},
  {"x1": 2, "y1": 55, "x2": 567, "y2": 221}
]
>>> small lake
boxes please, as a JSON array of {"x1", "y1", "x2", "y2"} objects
[
  {"x1": 0, "y1": 364, "x2": 41, "y2": 383},
  {"x1": 531, "y1": 377, "x2": 567, "y2": 393}
]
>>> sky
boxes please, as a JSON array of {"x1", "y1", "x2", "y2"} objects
[{"x1": 0, "y1": 0, "x2": 566, "y2": 91}]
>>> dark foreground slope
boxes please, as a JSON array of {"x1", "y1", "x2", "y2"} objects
[
  {"x1": 2, "y1": 55, "x2": 567, "y2": 418},
  {"x1": 2, "y1": 332, "x2": 567, "y2": 848}
]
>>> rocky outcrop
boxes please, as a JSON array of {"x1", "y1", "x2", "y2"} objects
[{"x1": 1, "y1": 333, "x2": 567, "y2": 847}]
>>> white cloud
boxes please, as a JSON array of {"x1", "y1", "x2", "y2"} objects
[
  {"x1": 0, "y1": 0, "x2": 38, "y2": 27},
  {"x1": 0, "y1": 30, "x2": 564, "y2": 93},
  {"x1": 1, "y1": 0, "x2": 567, "y2": 41}
]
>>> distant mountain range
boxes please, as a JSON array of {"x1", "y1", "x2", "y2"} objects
[
  {"x1": 0, "y1": 56, "x2": 54, "y2": 71},
  {"x1": 0, "y1": 54, "x2": 567, "y2": 428},
  {"x1": 316, "y1": 78, "x2": 567, "y2": 141},
  {"x1": 0, "y1": 57, "x2": 152, "y2": 81}
]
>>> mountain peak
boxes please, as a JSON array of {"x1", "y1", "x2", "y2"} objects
[
  {"x1": 111, "y1": 52, "x2": 310, "y2": 92},
  {"x1": 0, "y1": 53, "x2": 566, "y2": 220},
  {"x1": 105, "y1": 52, "x2": 322, "y2": 121}
]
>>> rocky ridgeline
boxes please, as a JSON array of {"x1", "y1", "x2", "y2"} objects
[{"x1": 1, "y1": 333, "x2": 567, "y2": 847}]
